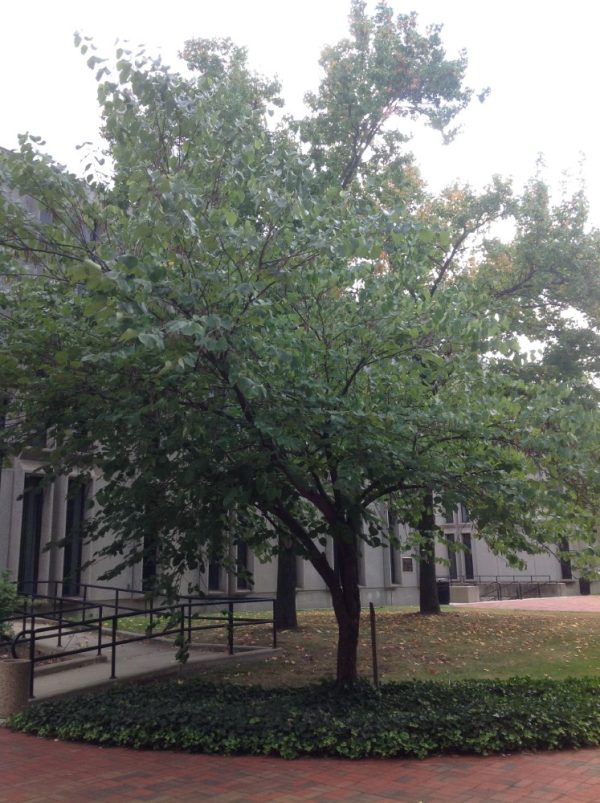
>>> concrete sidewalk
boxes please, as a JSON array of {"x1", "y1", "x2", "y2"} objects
[
  {"x1": 14, "y1": 621, "x2": 279, "y2": 701},
  {"x1": 34, "y1": 639, "x2": 279, "y2": 701}
]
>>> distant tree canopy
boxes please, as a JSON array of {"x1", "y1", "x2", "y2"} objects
[{"x1": 2, "y1": 1, "x2": 600, "y2": 683}]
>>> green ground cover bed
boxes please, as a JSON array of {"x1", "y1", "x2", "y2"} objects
[{"x1": 10, "y1": 677, "x2": 600, "y2": 759}]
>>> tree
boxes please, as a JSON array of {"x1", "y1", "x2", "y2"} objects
[
  {"x1": 274, "y1": 533, "x2": 298, "y2": 631},
  {"x1": 2, "y1": 2, "x2": 600, "y2": 684},
  {"x1": 386, "y1": 175, "x2": 600, "y2": 613}
]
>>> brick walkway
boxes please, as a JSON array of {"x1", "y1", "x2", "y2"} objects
[
  {"x1": 464, "y1": 595, "x2": 600, "y2": 613},
  {"x1": 4, "y1": 596, "x2": 600, "y2": 802},
  {"x1": 3, "y1": 728, "x2": 600, "y2": 802}
]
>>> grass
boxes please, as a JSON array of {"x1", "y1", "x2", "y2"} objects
[{"x1": 118, "y1": 605, "x2": 600, "y2": 686}]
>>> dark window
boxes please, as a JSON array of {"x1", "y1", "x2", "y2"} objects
[
  {"x1": 460, "y1": 504, "x2": 470, "y2": 523},
  {"x1": 208, "y1": 561, "x2": 222, "y2": 591},
  {"x1": 62, "y1": 480, "x2": 86, "y2": 596},
  {"x1": 447, "y1": 533, "x2": 458, "y2": 580},
  {"x1": 142, "y1": 534, "x2": 158, "y2": 593},
  {"x1": 462, "y1": 532, "x2": 474, "y2": 580},
  {"x1": 29, "y1": 423, "x2": 47, "y2": 448},
  {"x1": 444, "y1": 508, "x2": 455, "y2": 524},
  {"x1": 18, "y1": 476, "x2": 44, "y2": 594},
  {"x1": 402, "y1": 557, "x2": 413, "y2": 573},
  {"x1": 236, "y1": 540, "x2": 251, "y2": 590}
]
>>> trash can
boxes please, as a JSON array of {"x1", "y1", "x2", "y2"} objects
[
  {"x1": 437, "y1": 579, "x2": 450, "y2": 605},
  {"x1": 579, "y1": 578, "x2": 591, "y2": 596}
]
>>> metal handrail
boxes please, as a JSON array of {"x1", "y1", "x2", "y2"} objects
[
  {"x1": 477, "y1": 574, "x2": 553, "y2": 583},
  {"x1": 443, "y1": 574, "x2": 567, "y2": 601},
  {"x1": 7, "y1": 588, "x2": 276, "y2": 698}
]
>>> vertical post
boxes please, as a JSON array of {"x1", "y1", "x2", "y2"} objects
[
  {"x1": 57, "y1": 596, "x2": 63, "y2": 647},
  {"x1": 369, "y1": 602, "x2": 379, "y2": 689},
  {"x1": 149, "y1": 598, "x2": 154, "y2": 633},
  {"x1": 29, "y1": 614, "x2": 36, "y2": 698},
  {"x1": 187, "y1": 600, "x2": 192, "y2": 644},
  {"x1": 110, "y1": 616, "x2": 117, "y2": 679},
  {"x1": 97, "y1": 605, "x2": 103, "y2": 656},
  {"x1": 180, "y1": 605, "x2": 185, "y2": 652},
  {"x1": 115, "y1": 588, "x2": 120, "y2": 620},
  {"x1": 272, "y1": 600, "x2": 277, "y2": 649},
  {"x1": 227, "y1": 601, "x2": 234, "y2": 655},
  {"x1": 82, "y1": 585, "x2": 88, "y2": 624}
]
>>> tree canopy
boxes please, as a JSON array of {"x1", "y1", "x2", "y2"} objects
[{"x1": 2, "y1": 1, "x2": 600, "y2": 683}]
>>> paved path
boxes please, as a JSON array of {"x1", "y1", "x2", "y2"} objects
[
  {"x1": 33, "y1": 636, "x2": 278, "y2": 701},
  {"x1": 3, "y1": 728, "x2": 600, "y2": 802},
  {"x1": 4, "y1": 596, "x2": 600, "y2": 802},
  {"x1": 462, "y1": 594, "x2": 600, "y2": 613},
  {"x1": 9, "y1": 619, "x2": 279, "y2": 701}
]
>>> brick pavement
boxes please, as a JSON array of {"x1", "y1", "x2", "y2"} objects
[
  {"x1": 3, "y1": 596, "x2": 600, "y2": 802},
  {"x1": 3, "y1": 728, "x2": 600, "y2": 802},
  {"x1": 463, "y1": 595, "x2": 600, "y2": 613}
]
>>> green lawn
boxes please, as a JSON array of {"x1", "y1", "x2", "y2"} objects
[{"x1": 118, "y1": 606, "x2": 600, "y2": 685}]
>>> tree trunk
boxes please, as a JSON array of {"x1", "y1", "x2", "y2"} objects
[
  {"x1": 270, "y1": 504, "x2": 362, "y2": 685},
  {"x1": 335, "y1": 604, "x2": 360, "y2": 685},
  {"x1": 558, "y1": 537, "x2": 573, "y2": 580},
  {"x1": 418, "y1": 491, "x2": 440, "y2": 615},
  {"x1": 274, "y1": 534, "x2": 298, "y2": 630},
  {"x1": 329, "y1": 533, "x2": 361, "y2": 685}
]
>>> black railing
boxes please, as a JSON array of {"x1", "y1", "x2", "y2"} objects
[
  {"x1": 3, "y1": 581, "x2": 276, "y2": 698},
  {"x1": 448, "y1": 574, "x2": 553, "y2": 584},
  {"x1": 477, "y1": 581, "x2": 543, "y2": 601},
  {"x1": 15, "y1": 579, "x2": 155, "y2": 621},
  {"x1": 447, "y1": 575, "x2": 569, "y2": 602}
]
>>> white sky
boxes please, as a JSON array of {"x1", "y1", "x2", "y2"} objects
[{"x1": 2, "y1": 1, "x2": 600, "y2": 224}]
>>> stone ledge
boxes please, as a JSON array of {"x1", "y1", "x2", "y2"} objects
[
  {"x1": 0, "y1": 658, "x2": 30, "y2": 717},
  {"x1": 450, "y1": 585, "x2": 480, "y2": 604}
]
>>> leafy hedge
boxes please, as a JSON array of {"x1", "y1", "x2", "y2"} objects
[
  {"x1": 0, "y1": 571, "x2": 17, "y2": 638},
  {"x1": 10, "y1": 677, "x2": 600, "y2": 759}
]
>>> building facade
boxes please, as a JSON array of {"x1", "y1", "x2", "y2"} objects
[{"x1": 0, "y1": 448, "x2": 578, "y2": 607}]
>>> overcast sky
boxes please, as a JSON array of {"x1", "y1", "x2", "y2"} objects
[{"x1": 2, "y1": 1, "x2": 599, "y2": 224}]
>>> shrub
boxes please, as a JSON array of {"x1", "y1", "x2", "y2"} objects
[
  {"x1": 0, "y1": 571, "x2": 17, "y2": 638},
  {"x1": 10, "y1": 677, "x2": 600, "y2": 759}
]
